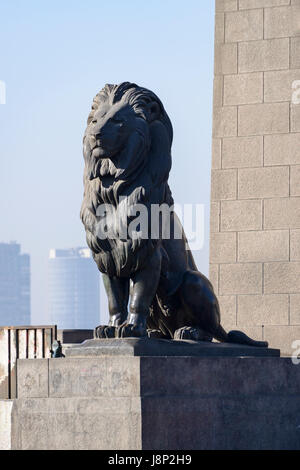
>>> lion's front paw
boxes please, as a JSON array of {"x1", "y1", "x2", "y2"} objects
[
  {"x1": 116, "y1": 323, "x2": 147, "y2": 338},
  {"x1": 174, "y1": 326, "x2": 212, "y2": 342},
  {"x1": 94, "y1": 325, "x2": 117, "y2": 338},
  {"x1": 116, "y1": 314, "x2": 147, "y2": 338}
]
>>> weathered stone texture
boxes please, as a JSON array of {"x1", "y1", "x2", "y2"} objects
[
  {"x1": 238, "y1": 166, "x2": 289, "y2": 199},
  {"x1": 264, "y1": 6, "x2": 295, "y2": 39},
  {"x1": 290, "y1": 230, "x2": 300, "y2": 260},
  {"x1": 291, "y1": 104, "x2": 300, "y2": 132},
  {"x1": 237, "y1": 294, "x2": 289, "y2": 326},
  {"x1": 264, "y1": 134, "x2": 300, "y2": 165},
  {"x1": 263, "y1": 325, "x2": 300, "y2": 354},
  {"x1": 217, "y1": 295, "x2": 237, "y2": 329},
  {"x1": 48, "y1": 357, "x2": 140, "y2": 398},
  {"x1": 239, "y1": 0, "x2": 290, "y2": 8},
  {"x1": 0, "y1": 400, "x2": 13, "y2": 450},
  {"x1": 213, "y1": 106, "x2": 237, "y2": 137},
  {"x1": 211, "y1": 139, "x2": 222, "y2": 170},
  {"x1": 264, "y1": 262, "x2": 300, "y2": 294},
  {"x1": 264, "y1": 198, "x2": 300, "y2": 229},
  {"x1": 215, "y1": 43, "x2": 238, "y2": 75},
  {"x1": 264, "y1": 70, "x2": 300, "y2": 103},
  {"x1": 210, "y1": 202, "x2": 220, "y2": 232},
  {"x1": 215, "y1": 0, "x2": 238, "y2": 11},
  {"x1": 17, "y1": 359, "x2": 48, "y2": 398},
  {"x1": 221, "y1": 199, "x2": 262, "y2": 231},
  {"x1": 213, "y1": 76, "x2": 223, "y2": 108},
  {"x1": 238, "y1": 230, "x2": 289, "y2": 262},
  {"x1": 209, "y1": 264, "x2": 219, "y2": 294},
  {"x1": 219, "y1": 263, "x2": 262, "y2": 295},
  {"x1": 238, "y1": 39, "x2": 289, "y2": 73},
  {"x1": 290, "y1": 294, "x2": 300, "y2": 324},
  {"x1": 222, "y1": 136, "x2": 263, "y2": 168},
  {"x1": 238, "y1": 103, "x2": 290, "y2": 136},
  {"x1": 210, "y1": 232, "x2": 237, "y2": 263},
  {"x1": 210, "y1": 0, "x2": 300, "y2": 354},
  {"x1": 215, "y1": 13, "x2": 225, "y2": 44},
  {"x1": 225, "y1": 10, "x2": 263, "y2": 43},
  {"x1": 224, "y1": 73, "x2": 263, "y2": 105},
  {"x1": 4, "y1": 354, "x2": 300, "y2": 449},
  {"x1": 291, "y1": 38, "x2": 300, "y2": 68},
  {"x1": 291, "y1": 166, "x2": 300, "y2": 196},
  {"x1": 211, "y1": 169, "x2": 237, "y2": 200}
]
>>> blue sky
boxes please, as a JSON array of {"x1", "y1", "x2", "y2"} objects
[{"x1": 0, "y1": 0, "x2": 215, "y2": 324}]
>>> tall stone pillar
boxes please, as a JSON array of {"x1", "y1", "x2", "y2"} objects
[{"x1": 210, "y1": 0, "x2": 300, "y2": 355}]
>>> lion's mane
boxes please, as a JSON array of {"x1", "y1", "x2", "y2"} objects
[{"x1": 81, "y1": 82, "x2": 174, "y2": 277}]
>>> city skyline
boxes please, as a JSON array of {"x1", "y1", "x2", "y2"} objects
[
  {"x1": 48, "y1": 247, "x2": 101, "y2": 329},
  {"x1": 0, "y1": 242, "x2": 30, "y2": 326},
  {"x1": 0, "y1": 241, "x2": 103, "y2": 328}
]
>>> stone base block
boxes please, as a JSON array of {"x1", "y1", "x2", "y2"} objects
[
  {"x1": 65, "y1": 337, "x2": 280, "y2": 357},
  {"x1": 1, "y1": 340, "x2": 300, "y2": 450}
]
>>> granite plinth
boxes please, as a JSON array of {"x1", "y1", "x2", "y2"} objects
[
  {"x1": 2, "y1": 340, "x2": 300, "y2": 450},
  {"x1": 65, "y1": 337, "x2": 280, "y2": 357}
]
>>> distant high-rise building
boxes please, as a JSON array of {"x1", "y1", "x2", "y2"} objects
[
  {"x1": 48, "y1": 247, "x2": 100, "y2": 329},
  {"x1": 0, "y1": 242, "x2": 31, "y2": 326}
]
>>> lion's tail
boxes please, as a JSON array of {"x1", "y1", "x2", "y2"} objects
[{"x1": 213, "y1": 324, "x2": 268, "y2": 348}]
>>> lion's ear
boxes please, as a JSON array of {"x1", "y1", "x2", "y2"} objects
[{"x1": 147, "y1": 102, "x2": 160, "y2": 122}]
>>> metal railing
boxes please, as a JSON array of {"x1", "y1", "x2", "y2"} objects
[{"x1": 0, "y1": 325, "x2": 57, "y2": 399}]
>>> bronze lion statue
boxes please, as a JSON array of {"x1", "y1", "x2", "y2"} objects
[{"x1": 81, "y1": 82, "x2": 267, "y2": 347}]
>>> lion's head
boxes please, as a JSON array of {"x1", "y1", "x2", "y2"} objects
[
  {"x1": 81, "y1": 82, "x2": 174, "y2": 277},
  {"x1": 83, "y1": 82, "x2": 173, "y2": 184}
]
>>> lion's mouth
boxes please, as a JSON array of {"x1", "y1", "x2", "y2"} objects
[
  {"x1": 89, "y1": 133, "x2": 121, "y2": 160},
  {"x1": 99, "y1": 159, "x2": 118, "y2": 177},
  {"x1": 89, "y1": 155, "x2": 118, "y2": 181},
  {"x1": 89, "y1": 134, "x2": 106, "y2": 157}
]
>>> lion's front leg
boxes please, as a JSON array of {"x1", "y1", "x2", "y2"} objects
[
  {"x1": 117, "y1": 249, "x2": 161, "y2": 338},
  {"x1": 95, "y1": 275, "x2": 129, "y2": 338}
]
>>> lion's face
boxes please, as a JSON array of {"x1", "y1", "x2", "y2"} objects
[{"x1": 85, "y1": 101, "x2": 146, "y2": 160}]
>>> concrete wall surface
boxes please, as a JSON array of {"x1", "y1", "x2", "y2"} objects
[
  {"x1": 210, "y1": 0, "x2": 300, "y2": 355},
  {"x1": 1, "y1": 356, "x2": 300, "y2": 450}
]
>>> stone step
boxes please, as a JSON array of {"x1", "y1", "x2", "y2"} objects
[{"x1": 64, "y1": 337, "x2": 280, "y2": 358}]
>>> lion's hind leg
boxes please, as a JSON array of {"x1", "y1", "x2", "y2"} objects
[{"x1": 177, "y1": 270, "x2": 225, "y2": 342}]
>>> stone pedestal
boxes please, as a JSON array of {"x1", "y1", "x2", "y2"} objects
[
  {"x1": 1, "y1": 338, "x2": 300, "y2": 450},
  {"x1": 65, "y1": 337, "x2": 280, "y2": 358}
]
